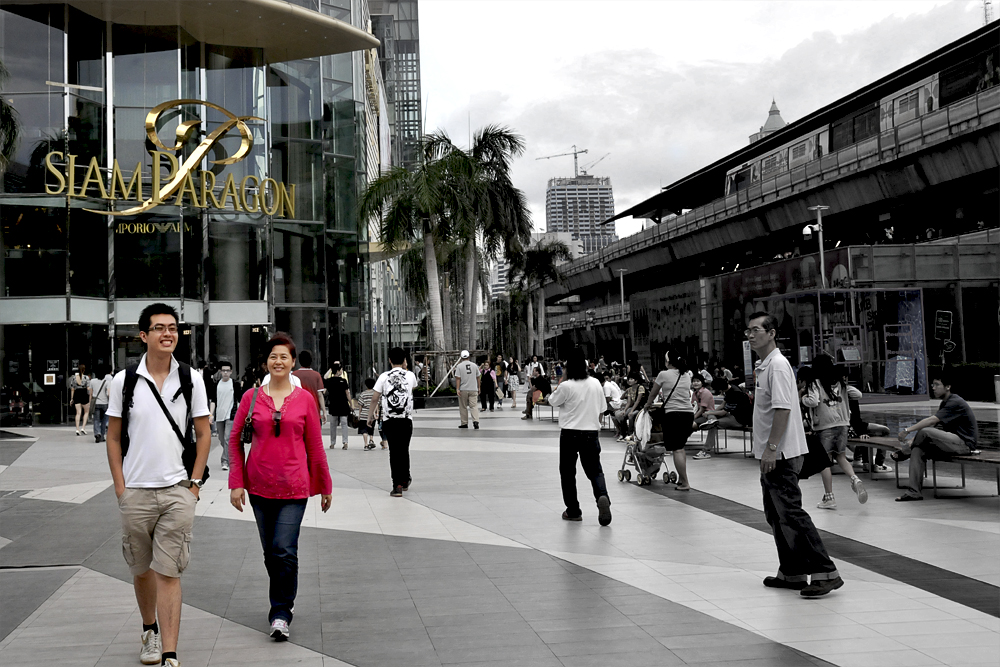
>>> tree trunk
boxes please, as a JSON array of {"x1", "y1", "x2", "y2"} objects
[
  {"x1": 423, "y1": 231, "x2": 447, "y2": 377},
  {"x1": 461, "y1": 237, "x2": 476, "y2": 351},
  {"x1": 442, "y1": 272, "x2": 453, "y2": 352},
  {"x1": 536, "y1": 287, "x2": 546, "y2": 358},
  {"x1": 526, "y1": 295, "x2": 535, "y2": 357}
]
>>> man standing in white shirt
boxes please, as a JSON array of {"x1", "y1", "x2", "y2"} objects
[
  {"x1": 454, "y1": 350, "x2": 481, "y2": 430},
  {"x1": 210, "y1": 361, "x2": 237, "y2": 471},
  {"x1": 106, "y1": 304, "x2": 212, "y2": 667},
  {"x1": 547, "y1": 348, "x2": 611, "y2": 526},
  {"x1": 369, "y1": 347, "x2": 418, "y2": 497},
  {"x1": 748, "y1": 311, "x2": 842, "y2": 598}
]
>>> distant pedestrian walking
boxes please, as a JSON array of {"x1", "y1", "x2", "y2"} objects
[
  {"x1": 211, "y1": 361, "x2": 240, "y2": 472},
  {"x1": 454, "y1": 350, "x2": 481, "y2": 429},
  {"x1": 71, "y1": 364, "x2": 91, "y2": 435},
  {"x1": 479, "y1": 360, "x2": 496, "y2": 412},
  {"x1": 89, "y1": 367, "x2": 111, "y2": 442},
  {"x1": 228, "y1": 334, "x2": 332, "y2": 642},
  {"x1": 747, "y1": 311, "x2": 842, "y2": 598},
  {"x1": 369, "y1": 347, "x2": 418, "y2": 497},
  {"x1": 548, "y1": 347, "x2": 612, "y2": 526},
  {"x1": 325, "y1": 362, "x2": 352, "y2": 449}
]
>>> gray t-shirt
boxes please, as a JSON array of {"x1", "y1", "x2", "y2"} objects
[
  {"x1": 654, "y1": 369, "x2": 692, "y2": 413},
  {"x1": 454, "y1": 360, "x2": 480, "y2": 392},
  {"x1": 89, "y1": 376, "x2": 110, "y2": 405},
  {"x1": 215, "y1": 378, "x2": 235, "y2": 421}
]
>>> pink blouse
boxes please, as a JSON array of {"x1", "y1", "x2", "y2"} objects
[{"x1": 228, "y1": 386, "x2": 332, "y2": 499}]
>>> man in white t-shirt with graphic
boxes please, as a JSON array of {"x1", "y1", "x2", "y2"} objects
[
  {"x1": 369, "y1": 347, "x2": 418, "y2": 497},
  {"x1": 106, "y1": 304, "x2": 211, "y2": 667},
  {"x1": 748, "y1": 311, "x2": 842, "y2": 599},
  {"x1": 454, "y1": 350, "x2": 481, "y2": 430}
]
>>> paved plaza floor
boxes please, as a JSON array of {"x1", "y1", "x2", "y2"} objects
[{"x1": 1, "y1": 403, "x2": 997, "y2": 667}]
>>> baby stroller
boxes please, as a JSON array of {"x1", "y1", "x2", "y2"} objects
[{"x1": 617, "y1": 409, "x2": 677, "y2": 486}]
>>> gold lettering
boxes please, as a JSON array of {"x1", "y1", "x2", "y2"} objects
[
  {"x1": 175, "y1": 170, "x2": 204, "y2": 208},
  {"x1": 67, "y1": 154, "x2": 80, "y2": 197},
  {"x1": 278, "y1": 183, "x2": 296, "y2": 219},
  {"x1": 200, "y1": 170, "x2": 224, "y2": 209},
  {"x1": 79, "y1": 156, "x2": 109, "y2": 199},
  {"x1": 109, "y1": 160, "x2": 142, "y2": 200},
  {"x1": 261, "y1": 178, "x2": 280, "y2": 215},
  {"x1": 219, "y1": 173, "x2": 243, "y2": 211},
  {"x1": 44, "y1": 151, "x2": 66, "y2": 194},
  {"x1": 240, "y1": 175, "x2": 260, "y2": 212},
  {"x1": 151, "y1": 151, "x2": 179, "y2": 204}
]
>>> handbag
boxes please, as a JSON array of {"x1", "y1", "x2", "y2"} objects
[
  {"x1": 241, "y1": 388, "x2": 260, "y2": 444},
  {"x1": 348, "y1": 411, "x2": 359, "y2": 429},
  {"x1": 495, "y1": 386, "x2": 503, "y2": 400}
]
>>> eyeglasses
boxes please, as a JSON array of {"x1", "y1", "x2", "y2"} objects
[
  {"x1": 744, "y1": 327, "x2": 769, "y2": 336},
  {"x1": 272, "y1": 410, "x2": 282, "y2": 437},
  {"x1": 148, "y1": 324, "x2": 179, "y2": 334}
]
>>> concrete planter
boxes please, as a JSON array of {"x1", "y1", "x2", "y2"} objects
[{"x1": 415, "y1": 396, "x2": 458, "y2": 410}]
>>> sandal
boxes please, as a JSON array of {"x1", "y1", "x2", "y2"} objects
[{"x1": 674, "y1": 484, "x2": 691, "y2": 491}]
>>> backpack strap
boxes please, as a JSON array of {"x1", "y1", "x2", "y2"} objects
[
  {"x1": 174, "y1": 362, "x2": 194, "y2": 445},
  {"x1": 120, "y1": 364, "x2": 141, "y2": 459}
]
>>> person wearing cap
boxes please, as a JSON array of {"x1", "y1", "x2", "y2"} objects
[{"x1": 454, "y1": 350, "x2": 481, "y2": 429}]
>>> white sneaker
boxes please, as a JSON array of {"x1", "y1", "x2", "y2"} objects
[
  {"x1": 693, "y1": 451, "x2": 712, "y2": 460},
  {"x1": 873, "y1": 464, "x2": 893, "y2": 473},
  {"x1": 851, "y1": 477, "x2": 868, "y2": 504},
  {"x1": 139, "y1": 629, "x2": 161, "y2": 665},
  {"x1": 616, "y1": 436, "x2": 625, "y2": 442},
  {"x1": 221, "y1": 463, "x2": 229, "y2": 471},
  {"x1": 270, "y1": 618, "x2": 290, "y2": 641},
  {"x1": 163, "y1": 660, "x2": 180, "y2": 667},
  {"x1": 817, "y1": 494, "x2": 837, "y2": 510},
  {"x1": 82, "y1": 428, "x2": 87, "y2": 435}
]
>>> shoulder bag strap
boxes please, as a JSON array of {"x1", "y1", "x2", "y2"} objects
[
  {"x1": 661, "y1": 374, "x2": 682, "y2": 405},
  {"x1": 244, "y1": 388, "x2": 260, "y2": 429}
]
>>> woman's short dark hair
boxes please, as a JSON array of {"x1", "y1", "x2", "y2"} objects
[
  {"x1": 264, "y1": 333, "x2": 297, "y2": 360},
  {"x1": 565, "y1": 347, "x2": 589, "y2": 381},
  {"x1": 138, "y1": 303, "x2": 179, "y2": 333},
  {"x1": 665, "y1": 349, "x2": 688, "y2": 373}
]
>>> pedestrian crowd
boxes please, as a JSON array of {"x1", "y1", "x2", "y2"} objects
[{"x1": 97, "y1": 302, "x2": 981, "y2": 667}]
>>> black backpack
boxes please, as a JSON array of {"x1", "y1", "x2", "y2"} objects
[{"x1": 120, "y1": 361, "x2": 209, "y2": 482}]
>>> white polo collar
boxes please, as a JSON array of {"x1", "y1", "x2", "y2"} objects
[
  {"x1": 136, "y1": 353, "x2": 180, "y2": 383},
  {"x1": 756, "y1": 347, "x2": 782, "y2": 371}
]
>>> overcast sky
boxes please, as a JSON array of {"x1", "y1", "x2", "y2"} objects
[{"x1": 420, "y1": 0, "x2": 985, "y2": 238}]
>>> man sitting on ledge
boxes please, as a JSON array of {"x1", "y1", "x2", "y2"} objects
[{"x1": 893, "y1": 369, "x2": 979, "y2": 501}]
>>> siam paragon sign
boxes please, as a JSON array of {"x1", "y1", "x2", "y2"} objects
[{"x1": 43, "y1": 99, "x2": 296, "y2": 219}]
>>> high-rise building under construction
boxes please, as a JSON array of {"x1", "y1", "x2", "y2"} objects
[{"x1": 545, "y1": 175, "x2": 617, "y2": 256}]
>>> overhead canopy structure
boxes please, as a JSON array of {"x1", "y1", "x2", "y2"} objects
[{"x1": 4, "y1": 0, "x2": 379, "y2": 62}]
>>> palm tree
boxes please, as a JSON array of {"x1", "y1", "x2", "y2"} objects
[
  {"x1": 0, "y1": 59, "x2": 21, "y2": 173},
  {"x1": 509, "y1": 240, "x2": 572, "y2": 357}
]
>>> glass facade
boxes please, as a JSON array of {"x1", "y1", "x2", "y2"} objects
[{"x1": 0, "y1": 3, "x2": 376, "y2": 424}]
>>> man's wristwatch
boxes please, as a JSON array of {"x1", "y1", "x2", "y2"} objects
[
  {"x1": 179, "y1": 479, "x2": 204, "y2": 488},
  {"x1": 767, "y1": 443, "x2": 778, "y2": 452}
]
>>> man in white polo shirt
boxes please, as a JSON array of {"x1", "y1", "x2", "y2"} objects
[
  {"x1": 748, "y1": 311, "x2": 842, "y2": 599},
  {"x1": 106, "y1": 303, "x2": 211, "y2": 667}
]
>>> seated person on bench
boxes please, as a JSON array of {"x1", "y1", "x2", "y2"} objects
[
  {"x1": 894, "y1": 369, "x2": 979, "y2": 501},
  {"x1": 614, "y1": 372, "x2": 647, "y2": 442},
  {"x1": 693, "y1": 376, "x2": 752, "y2": 460},
  {"x1": 845, "y1": 373, "x2": 892, "y2": 473},
  {"x1": 522, "y1": 367, "x2": 553, "y2": 420}
]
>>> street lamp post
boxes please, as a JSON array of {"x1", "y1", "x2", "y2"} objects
[
  {"x1": 616, "y1": 268, "x2": 627, "y2": 364},
  {"x1": 807, "y1": 205, "x2": 830, "y2": 289}
]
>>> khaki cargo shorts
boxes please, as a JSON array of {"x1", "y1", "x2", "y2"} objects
[{"x1": 118, "y1": 484, "x2": 197, "y2": 578}]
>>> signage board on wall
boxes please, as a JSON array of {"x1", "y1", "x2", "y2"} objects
[
  {"x1": 934, "y1": 310, "x2": 952, "y2": 341},
  {"x1": 46, "y1": 360, "x2": 60, "y2": 372},
  {"x1": 44, "y1": 374, "x2": 56, "y2": 386}
]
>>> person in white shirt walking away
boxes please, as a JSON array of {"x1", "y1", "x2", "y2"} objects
[{"x1": 547, "y1": 347, "x2": 612, "y2": 526}]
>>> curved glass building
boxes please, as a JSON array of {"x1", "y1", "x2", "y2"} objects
[{"x1": 0, "y1": 1, "x2": 387, "y2": 423}]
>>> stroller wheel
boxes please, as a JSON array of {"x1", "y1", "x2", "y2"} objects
[
  {"x1": 668, "y1": 471, "x2": 678, "y2": 483},
  {"x1": 617, "y1": 470, "x2": 625, "y2": 482},
  {"x1": 624, "y1": 470, "x2": 632, "y2": 482},
  {"x1": 662, "y1": 472, "x2": 669, "y2": 483}
]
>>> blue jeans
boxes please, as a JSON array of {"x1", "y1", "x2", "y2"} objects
[
  {"x1": 93, "y1": 405, "x2": 108, "y2": 438},
  {"x1": 249, "y1": 495, "x2": 308, "y2": 623},
  {"x1": 760, "y1": 455, "x2": 839, "y2": 582},
  {"x1": 559, "y1": 429, "x2": 609, "y2": 518}
]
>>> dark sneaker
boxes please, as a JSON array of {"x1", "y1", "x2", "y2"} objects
[
  {"x1": 561, "y1": 510, "x2": 582, "y2": 522},
  {"x1": 390, "y1": 486, "x2": 403, "y2": 497},
  {"x1": 763, "y1": 576, "x2": 807, "y2": 590},
  {"x1": 800, "y1": 577, "x2": 844, "y2": 598},
  {"x1": 473, "y1": 422, "x2": 479, "y2": 429},
  {"x1": 458, "y1": 424, "x2": 468, "y2": 429},
  {"x1": 597, "y1": 496, "x2": 612, "y2": 526},
  {"x1": 403, "y1": 477, "x2": 411, "y2": 491}
]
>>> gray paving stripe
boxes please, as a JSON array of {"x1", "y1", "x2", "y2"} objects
[
  {"x1": 0, "y1": 568, "x2": 78, "y2": 641},
  {"x1": 412, "y1": 426, "x2": 562, "y2": 440},
  {"x1": 78, "y1": 515, "x2": 834, "y2": 667},
  {"x1": 0, "y1": 438, "x2": 35, "y2": 466}
]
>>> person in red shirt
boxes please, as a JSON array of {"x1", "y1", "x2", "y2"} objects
[
  {"x1": 292, "y1": 350, "x2": 327, "y2": 425},
  {"x1": 228, "y1": 334, "x2": 332, "y2": 642}
]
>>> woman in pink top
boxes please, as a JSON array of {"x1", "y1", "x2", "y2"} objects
[{"x1": 228, "y1": 334, "x2": 332, "y2": 642}]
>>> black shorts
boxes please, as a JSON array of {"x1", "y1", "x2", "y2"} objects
[
  {"x1": 72, "y1": 388, "x2": 90, "y2": 405},
  {"x1": 652, "y1": 410, "x2": 694, "y2": 451}
]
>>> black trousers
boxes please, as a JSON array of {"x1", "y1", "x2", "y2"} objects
[
  {"x1": 559, "y1": 429, "x2": 609, "y2": 517},
  {"x1": 760, "y1": 455, "x2": 839, "y2": 582},
  {"x1": 382, "y1": 418, "x2": 413, "y2": 488},
  {"x1": 480, "y1": 384, "x2": 495, "y2": 411}
]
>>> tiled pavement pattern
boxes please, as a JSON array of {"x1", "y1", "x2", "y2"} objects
[{"x1": 0, "y1": 402, "x2": 998, "y2": 667}]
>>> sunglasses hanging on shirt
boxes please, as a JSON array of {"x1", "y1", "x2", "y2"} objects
[{"x1": 272, "y1": 410, "x2": 282, "y2": 437}]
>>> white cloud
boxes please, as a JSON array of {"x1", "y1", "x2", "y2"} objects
[{"x1": 421, "y1": 1, "x2": 983, "y2": 237}]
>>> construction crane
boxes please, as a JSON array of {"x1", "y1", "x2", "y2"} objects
[
  {"x1": 579, "y1": 152, "x2": 610, "y2": 176},
  {"x1": 536, "y1": 145, "x2": 588, "y2": 177}
]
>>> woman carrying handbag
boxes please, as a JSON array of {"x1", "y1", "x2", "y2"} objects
[
  {"x1": 642, "y1": 350, "x2": 693, "y2": 491},
  {"x1": 228, "y1": 334, "x2": 332, "y2": 642}
]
